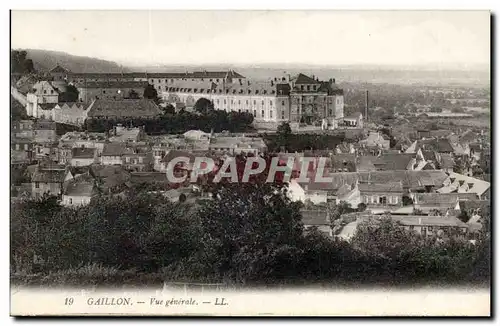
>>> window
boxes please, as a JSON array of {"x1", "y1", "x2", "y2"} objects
[
  {"x1": 50, "y1": 90, "x2": 54, "y2": 94},
  {"x1": 238, "y1": 100, "x2": 241, "y2": 105},
  {"x1": 216, "y1": 99, "x2": 219, "y2": 104},
  {"x1": 253, "y1": 110, "x2": 256, "y2": 117},
  {"x1": 281, "y1": 111, "x2": 285, "y2": 119},
  {"x1": 35, "y1": 182, "x2": 40, "y2": 189},
  {"x1": 380, "y1": 197, "x2": 387, "y2": 205},
  {"x1": 262, "y1": 100, "x2": 264, "y2": 105},
  {"x1": 270, "y1": 100, "x2": 273, "y2": 106},
  {"x1": 69, "y1": 198, "x2": 73, "y2": 205},
  {"x1": 301, "y1": 86, "x2": 304, "y2": 91},
  {"x1": 24, "y1": 144, "x2": 28, "y2": 150},
  {"x1": 15, "y1": 144, "x2": 19, "y2": 150},
  {"x1": 307, "y1": 85, "x2": 310, "y2": 91},
  {"x1": 409, "y1": 225, "x2": 415, "y2": 231},
  {"x1": 43, "y1": 90, "x2": 47, "y2": 94},
  {"x1": 103, "y1": 90, "x2": 106, "y2": 94},
  {"x1": 261, "y1": 110, "x2": 265, "y2": 118},
  {"x1": 253, "y1": 100, "x2": 256, "y2": 105},
  {"x1": 246, "y1": 100, "x2": 249, "y2": 105},
  {"x1": 270, "y1": 111, "x2": 273, "y2": 118},
  {"x1": 224, "y1": 99, "x2": 226, "y2": 104},
  {"x1": 282, "y1": 100, "x2": 285, "y2": 106},
  {"x1": 428, "y1": 226, "x2": 433, "y2": 232}
]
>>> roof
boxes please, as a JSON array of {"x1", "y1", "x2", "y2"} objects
[
  {"x1": 129, "y1": 172, "x2": 170, "y2": 184},
  {"x1": 438, "y1": 172, "x2": 490, "y2": 197},
  {"x1": 429, "y1": 130, "x2": 454, "y2": 138},
  {"x1": 459, "y1": 130, "x2": 479, "y2": 143},
  {"x1": 357, "y1": 154, "x2": 414, "y2": 171},
  {"x1": 391, "y1": 215, "x2": 468, "y2": 228},
  {"x1": 87, "y1": 99, "x2": 162, "y2": 118},
  {"x1": 50, "y1": 65, "x2": 70, "y2": 74},
  {"x1": 32, "y1": 169, "x2": 66, "y2": 183},
  {"x1": 276, "y1": 83, "x2": 291, "y2": 96},
  {"x1": 330, "y1": 154, "x2": 357, "y2": 172},
  {"x1": 301, "y1": 209, "x2": 329, "y2": 226},
  {"x1": 60, "y1": 131, "x2": 107, "y2": 143},
  {"x1": 294, "y1": 73, "x2": 321, "y2": 85},
  {"x1": 358, "y1": 182, "x2": 403, "y2": 193},
  {"x1": 439, "y1": 153, "x2": 454, "y2": 169},
  {"x1": 90, "y1": 165, "x2": 131, "y2": 191},
  {"x1": 71, "y1": 147, "x2": 96, "y2": 159},
  {"x1": 102, "y1": 143, "x2": 132, "y2": 156},
  {"x1": 299, "y1": 170, "x2": 449, "y2": 193},
  {"x1": 420, "y1": 150, "x2": 437, "y2": 162},
  {"x1": 109, "y1": 127, "x2": 142, "y2": 142},
  {"x1": 409, "y1": 138, "x2": 455, "y2": 153},
  {"x1": 414, "y1": 193, "x2": 479, "y2": 206},
  {"x1": 63, "y1": 181, "x2": 95, "y2": 197},
  {"x1": 75, "y1": 80, "x2": 148, "y2": 89}
]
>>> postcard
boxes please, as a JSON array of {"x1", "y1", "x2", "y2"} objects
[{"x1": 10, "y1": 9, "x2": 491, "y2": 317}]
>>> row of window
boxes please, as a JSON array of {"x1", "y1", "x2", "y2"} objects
[
  {"x1": 216, "y1": 99, "x2": 281, "y2": 106},
  {"x1": 14, "y1": 144, "x2": 30, "y2": 150},
  {"x1": 363, "y1": 195, "x2": 400, "y2": 205}
]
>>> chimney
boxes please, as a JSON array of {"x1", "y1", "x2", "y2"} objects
[{"x1": 271, "y1": 80, "x2": 274, "y2": 86}]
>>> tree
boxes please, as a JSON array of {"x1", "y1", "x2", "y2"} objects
[
  {"x1": 328, "y1": 201, "x2": 355, "y2": 227},
  {"x1": 357, "y1": 203, "x2": 367, "y2": 212},
  {"x1": 59, "y1": 84, "x2": 79, "y2": 102},
  {"x1": 163, "y1": 104, "x2": 176, "y2": 115},
  {"x1": 195, "y1": 183, "x2": 304, "y2": 283},
  {"x1": 194, "y1": 98, "x2": 214, "y2": 114},
  {"x1": 276, "y1": 122, "x2": 292, "y2": 151},
  {"x1": 143, "y1": 84, "x2": 158, "y2": 100},
  {"x1": 11, "y1": 50, "x2": 35, "y2": 74},
  {"x1": 127, "y1": 89, "x2": 140, "y2": 99}
]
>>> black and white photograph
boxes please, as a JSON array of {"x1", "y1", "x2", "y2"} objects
[{"x1": 8, "y1": 9, "x2": 491, "y2": 316}]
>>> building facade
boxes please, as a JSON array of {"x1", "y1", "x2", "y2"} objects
[{"x1": 160, "y1": 73, "x2": 344, "y2": 126}]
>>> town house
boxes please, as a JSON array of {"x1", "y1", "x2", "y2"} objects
[{"x1": 70, "y1": 147, "x2": 98, "y2": 167}]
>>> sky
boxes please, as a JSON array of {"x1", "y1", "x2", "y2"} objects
[{"x1": 11, "y1": 10, "x2": 490, "y2": 68}]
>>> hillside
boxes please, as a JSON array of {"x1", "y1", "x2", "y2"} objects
[{"x1": 18, "y1": 49, "x2": 129, "y2": 73}]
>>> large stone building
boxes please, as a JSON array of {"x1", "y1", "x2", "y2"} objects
[
  {"x1": 160, "y1": 73, "x2": 344, "y2": 127},
  {"x1": 47, "y1": 66, "x2": 345, "y2": 126}
]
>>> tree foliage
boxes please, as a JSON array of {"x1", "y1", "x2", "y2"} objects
[
  {"x1": 84, "y1": 109, "x2": 255, "y2": 134},
  {"x1": 10, "y1": 183, "x2": 490, "y2": 286},
  {"x1": 194, "y1": 98, "x2": 214, "y2": 114},
  {"x1": 59, "y1": 84, "x2": 79, "y2": 103},
  {"x1": 11, "y1": 50, "x2": 35, "y2": 74},
  {"x1": 143, "y1": 84, "x2": 159, "y2": 101}
]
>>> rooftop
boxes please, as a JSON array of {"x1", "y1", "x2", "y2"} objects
[
  {"x1": 74, "y1": 80, "x2": 148, "y2": 89},
  {"x1": 87, "y1": 99, "x2": 162, "y2": 118}
]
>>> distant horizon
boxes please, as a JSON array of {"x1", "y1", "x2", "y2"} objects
[
  {"x1": 14, "y1": 47, "x2": 491, "y2": 73},
  {"x1": 12, "y1": 11, "x2": 490, "y2": 68}
]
